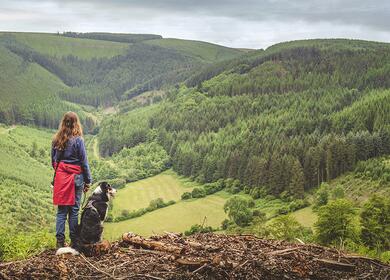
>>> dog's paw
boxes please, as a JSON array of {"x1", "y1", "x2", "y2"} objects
[{"x1": 56, "y1": 247, "x2": 80, "y2": 256}]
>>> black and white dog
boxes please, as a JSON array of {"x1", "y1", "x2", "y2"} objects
[
  {"x1": 56, "y1": 182, "x2": 116, "y2": 255},
  {"x1": 79, "y1": 182, "x2": 116, "y2": 245}
]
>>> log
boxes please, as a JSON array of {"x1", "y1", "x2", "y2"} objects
[
  {"x1": 267, "y1": 247, "x2": 299, "y2": 256},
  {"x1": 186, "y1": 241, "x2": 219, "y2": 252},
  {"x1": 164, "y1": 231, "x2": 182, "y2": 238},
  {"x1": 122, "y1": 232, "x2": 185, "y2": 255},
  {"x1": 186, "y1": 241, "x2": 204, "y2": 250},
  {"x1": 314, "y1": 258, "x2": 355, "y2": 272},
  {"x1": 176, "y1": 257, "x2": 209, "y2": 270}
]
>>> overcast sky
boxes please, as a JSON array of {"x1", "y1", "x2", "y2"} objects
[{"x1": 1, "y1": 0, "x2": 389, "y2": 49}]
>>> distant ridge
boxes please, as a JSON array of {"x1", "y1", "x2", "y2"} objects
[{"x1": 61, "y1": 31, "x2": 162, "y2": 43}]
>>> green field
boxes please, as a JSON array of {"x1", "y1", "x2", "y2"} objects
[
  {"x1": 105, "y1": 192, "x2": 228, "y2": 239},
  {"x1": 6, "y1": 32, "x2": 129, "y2": 59},
  {"x1": 146, "y1": 38, "x2": 243, "y2": 62},
  {"x1": 111, "y1": 170, "x2": 197, "y2": 216},
  {"x1": 291, "y1": 207, "x2": 317, "y2": 228}
]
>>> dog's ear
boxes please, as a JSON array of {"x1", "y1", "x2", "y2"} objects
[
  {"x1": 99, "y1": 182, "x2": 110, "y2": 192},
  {"x1": 99, "y1": 182, "x2": 107, "y2": 192}
]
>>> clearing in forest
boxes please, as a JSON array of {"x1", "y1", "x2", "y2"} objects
[{"x1": 106, "y1": 192, "x2": 228, "y2": 239}]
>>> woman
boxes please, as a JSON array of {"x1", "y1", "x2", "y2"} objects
[{"x1": 51, "y1": 111, "x2": 92, "y2": 249}]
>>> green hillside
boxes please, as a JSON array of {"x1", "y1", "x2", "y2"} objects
[
  {"x1": 0, "y1": 32, "x2": 244, "y2": 126},
  {"x1": 99, "y1": 38, "x2": 390, "y2": 199},
  {"x1": 61, "y1": 32, "x2": 162, "y2": 44},
  {"x1": 0, "y1": 125, "x2": 54, "y2": 231},
  {"x1": 7, "y1": 32, "x2": 129, "y2": 59},
  {"x1": 146, "y1": 38, "x2": 243, "y2": 62},
  {"x1": 0, "y1": 44, "x2": 90, "y2": 128}
]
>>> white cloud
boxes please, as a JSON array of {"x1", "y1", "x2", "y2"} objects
[{"x1": 0, "y1": 0, "x2": 389, "y2": 48}]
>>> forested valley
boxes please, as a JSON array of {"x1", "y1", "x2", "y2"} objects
[
  {"x1": 96, "y1": 39, "x2": 390, "y2": 261},
  {"x1": 0, "y1": 34, "x2": 389, "y2": 263},
  {"x1": 99, "y1": 39, "x2": 390, "y2": 197},
  {"x1": 0, "y1": 32, "x2": 241, "y2": 128}
]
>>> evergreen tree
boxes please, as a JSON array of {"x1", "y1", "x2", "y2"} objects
[{"x1": 288, "y1": 159, "x2": 305, "y2": 198}]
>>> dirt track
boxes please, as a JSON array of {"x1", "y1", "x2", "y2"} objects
[{"x1": 1, "y1": 233, "x2": 389, "y2": 280}]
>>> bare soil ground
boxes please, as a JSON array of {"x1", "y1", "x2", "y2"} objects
[{"x1": 1, "y1": 233, "x2": 388, "y2": 280}]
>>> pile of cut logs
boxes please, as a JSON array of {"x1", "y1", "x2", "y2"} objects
[{"x1": 1, "y1": 232, "x2": 389, "y2": 279}]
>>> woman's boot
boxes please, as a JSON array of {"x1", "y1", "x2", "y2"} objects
[{"x1": 56, "y1": 238, "x2": 65, "y2": 249}]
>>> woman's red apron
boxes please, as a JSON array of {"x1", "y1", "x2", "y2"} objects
[{"x1": 53, "y1": 162, "x2": 82, "y2": 205}]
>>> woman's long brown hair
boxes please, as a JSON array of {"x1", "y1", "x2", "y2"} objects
[{"x1": 53, "y1": 112, "x2": 83, "y2": 150}]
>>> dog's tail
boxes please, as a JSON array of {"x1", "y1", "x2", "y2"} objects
[{"x1": 55, "y1": 247, "x2": 80, "y2": 256}]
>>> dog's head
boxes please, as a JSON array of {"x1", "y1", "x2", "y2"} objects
[{"x1": 93, "y1": 182, "x2": 116, "y2": 202}]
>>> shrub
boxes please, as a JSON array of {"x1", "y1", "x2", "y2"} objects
[
  {"x1": 115, "y1": 198, "x2": 175, "y2": 222},
  {"x1": 250, "y1": 187, "x2": 266, "y2": 199},
  {"x1": 314, "y1": 183, "x2": 329, "y2": 209},
  {"x1": 184, "y1": 224, "x2": 214, "y2": 236},
  {"x1": 221, "y1": 219, "x2": 231, "y2": 230},
  {"x1": 192, "y1": 187, "x2": 206, "y2": 198},
  {"x1": 232, "y1": 179, "x2": 241, "y2": 190},
  {"x1": 265, "y1": 195, "x2": 276, "y2": 201},
  {"x1": 224, "y1": 196, "x2": 255, "y2": 227},
  {"x1": 224, "y1": 178, "x2": 235, "y2": 189},
  {"x1": 331, "y1": 185, "x2": 345, "y2": 199},
  {"x1": 216, "y1": 179, "x2": 225, "y2": 189},
  {"x1": 277, "y1": 206, "x2": 290, "y2": 215},
  {"x1": 203, "y1": 182, "x2": 223, "y2": 195},
  {"x1": 288, "y1": 199, "x2": 310, "y2": 212},
  {"x1": 108, "y1": 178, "x2": 126, "y2": 189},
  {"x1": 181, "y1": 192, "x2": 192, "y2": 200},
  {"x1": 147, "y1": 198, "x2": 165, "y2": 211},
  {"x1": 267, "y1": 215, "x2": 312, "y2": 242},
  {"x1": 252, "y1": 209, "x2": 266, "y2": 219},
  {"x1": 121, "y1": 209, "x2": 130, "y2": 217},
  {"x1": 227, "y1": 186, "x2": 241, "y2": 194}
]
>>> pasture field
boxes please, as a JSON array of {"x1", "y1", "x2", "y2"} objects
[
  {"x1": 105, "y1": 192, "x2": 229, "y2": 239},
  {"x1": 111, "y1": 170, "x2": 201, "y2": 217},
  {"x1": 290, "y1": 207, "x2": 317, "y2": 228},
  {"x1": 6, "y1": 32, "x2": 129, "y2": 59}
]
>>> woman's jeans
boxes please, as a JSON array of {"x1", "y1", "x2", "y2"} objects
[{"x1": 56, "y1": 174, "x2": 84, "y2": 242}]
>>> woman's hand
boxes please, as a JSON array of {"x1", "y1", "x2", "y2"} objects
[{"x1": 83, "y1": 183, "x2": 91, "y2": 193}]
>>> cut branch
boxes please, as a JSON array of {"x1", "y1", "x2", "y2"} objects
[{"x1": 122, "y1": 232, "x2": 185, "y2": 255}]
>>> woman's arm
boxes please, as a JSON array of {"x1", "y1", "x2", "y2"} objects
[
  {"x1": 51, "y1": 146, "x2": 56, "y2": 169},
  {"x1": 77, "y1": 138, "x2": 92, "y2": 184}
]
